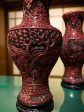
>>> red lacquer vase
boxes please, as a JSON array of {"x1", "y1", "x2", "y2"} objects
[
  {"x1": 7, "y1": 0, "x2": 62, "y2": 111},
  {"x1": 61, "y1": 11, "x2": 84, "y2": 90}
]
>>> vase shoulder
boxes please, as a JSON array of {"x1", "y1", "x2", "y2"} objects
[{"x1": 8, "y1": 22, "x2": 62, "y2": 32}]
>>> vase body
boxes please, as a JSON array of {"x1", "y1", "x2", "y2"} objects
[
  {"x1": 7, "y1": 0, "x2": 62, "y2": 111},
  {"x1": 61, "y1": 11, "x2": 84, "y2": 89}
]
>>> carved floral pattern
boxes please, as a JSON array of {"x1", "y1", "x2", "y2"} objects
[
  {"x1": 7, "y1": 0, "x2": 62, "y2": 109},
  {"x1": 8, "y1": 28, "x2": 62, "y2": 105}
]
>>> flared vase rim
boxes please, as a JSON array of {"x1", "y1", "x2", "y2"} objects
[
  {"x1": 63, "y1": 11, "x2": 84, "y2": 19},
  {"x1": 23, "y1": 0, "x2": 51, "y2": 7}
]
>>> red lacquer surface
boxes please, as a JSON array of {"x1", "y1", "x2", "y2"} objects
[
  {"x1": 61, "y1": 11, "x2": 84, "y2": 89},
  {"x1": 7, "y1": 0, "x2": 62, "y2": 108}
]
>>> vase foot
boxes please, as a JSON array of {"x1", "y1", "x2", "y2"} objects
[
  {"x1": 16, "y1": 100, "x2": 54, "y2": 112},
  {"x1": 61, "y1": 81, "x2": 84, "y2": 90}
]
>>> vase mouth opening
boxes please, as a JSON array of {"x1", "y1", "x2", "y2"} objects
[
  {"x1": 63, "y1": 11, "x2": 84, "y2": 20},
  {"x1": 23, "y1": 0, "x2": 51, "y2": 7}
]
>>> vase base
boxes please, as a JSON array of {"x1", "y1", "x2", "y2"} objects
[
  {"x1": 16, "y1": 100, "x2": 54, "y2": 112},
  {"x1": 61, "y1": 81, "x2": 84, "y2": 90}
]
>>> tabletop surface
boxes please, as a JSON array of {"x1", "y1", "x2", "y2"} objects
[{"x1": 0, "y1": 76, "x2": 84, "y2": 112}]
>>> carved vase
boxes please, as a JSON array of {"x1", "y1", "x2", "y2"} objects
[
  {"x1": 7, "y1": 0, "x2": 62, "y2": 111},
  {"x1": 61, "y1": 11, "x2": 84, "y2": 90}
]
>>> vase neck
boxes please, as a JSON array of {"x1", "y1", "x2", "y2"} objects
[
  {"x1": 63, "y1": 12, "x2": 84, "y2": 33},
  {"x1": 22, "y1": 0, "x2": 50, "y2": 24},
  {"x1": 64, "y1": 65, "x2": 82, "y2": 78}
]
